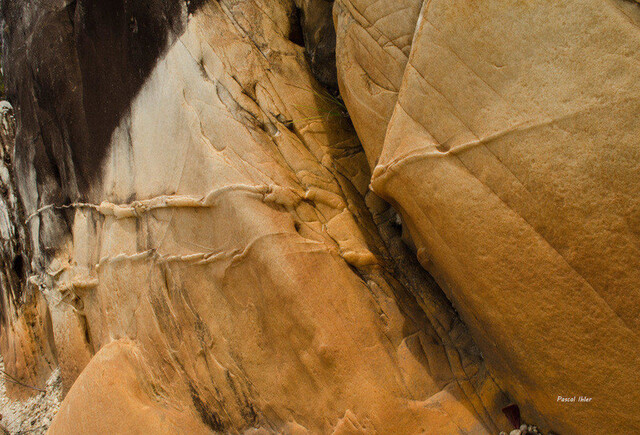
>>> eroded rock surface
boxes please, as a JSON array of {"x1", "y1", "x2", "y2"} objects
[
  {"x1": 0, "y1": 0, "x2": 511, "y2": 433},
  {"x1": 0, "y1": 0, "x2": 637, "y2": 434},
  {"x1": 336, "y1": 0, "x2": 640, "y2": 433}
]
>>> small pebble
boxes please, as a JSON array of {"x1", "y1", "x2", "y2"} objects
[
  {"x1": 509, "y1": 430, "x2": 521, "y2": 435},
  {"x1": 520, "y1": 424, "x2": 528, "y2": 431}
]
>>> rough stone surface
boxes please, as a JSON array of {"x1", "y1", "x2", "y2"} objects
[
  {"x1": 0, "y1": 355, "x2": 61, "y2": 434},
  {"x1": 0, "y1": 102, "x2": 57, "y2": 400},
  {"x1": 1, "y1": 0, "x2": 511, "y2": 433},
  {"x1": 336, "y1": 0, "x2": 640, "y2": 434},
  {"x1": 0, "y1": 0, "x2": 637, "y2": 434}
]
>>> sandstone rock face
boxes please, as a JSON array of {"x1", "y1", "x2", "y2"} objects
[
  {"x1": 48, "y1": 340, "x2": 213, "y2": 434},
  {"x1": 0, "y1": 0, "x2": 637, "y2": 433},
  {"x1": 336, "y1": 0, "x2": 640, "y2": 433},
  {"x1": 1, "y1": 0, "x2": 511, "y2": 433}
]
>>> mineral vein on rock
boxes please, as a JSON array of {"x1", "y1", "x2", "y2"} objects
[{"x1": 0, "y1": 0, "x2": 638, "y2": 434}]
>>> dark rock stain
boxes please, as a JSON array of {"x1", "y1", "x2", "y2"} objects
[
  {"x1": 0, "y1": 0, "x2": 207, "y2": 263},
  {"x1": 0, "y1": 104, "x2": 34, "y2": 320},
  {"x1": 0, "y1": 0, "x2": 337, "y2": 266},
  {"x1": 74, "y1": 0, "x2": 185, "y2": 185},
  {"x1": 189, "y1": 384, "x2": 226, "y2": 432},
  {"x1": 295, "y1": 0, "x2": 338, "y2": 92},
  {"x1": 0, "y1": 0, "x2": 207, "y2": 195}
]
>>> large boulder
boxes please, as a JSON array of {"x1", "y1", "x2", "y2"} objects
[{"x1": 336, "y1": 0, "x2": 640, "y2": 433}]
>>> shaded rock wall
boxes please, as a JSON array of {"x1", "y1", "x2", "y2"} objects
[{"x1": 0, "y1": 102, "x2": 56, "y2": 399}]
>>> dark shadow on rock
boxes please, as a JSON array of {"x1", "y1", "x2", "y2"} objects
[{"x1": 295, "y1": 0, "x2": 338, "y2": 92}]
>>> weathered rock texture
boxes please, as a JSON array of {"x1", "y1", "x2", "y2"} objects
[
  {"x1": 0, "y1": 102, "x2": 57, "y2": 400},
  {"x1": 336, "y1": 0, "x2": 640, "y2": 434},
  {"x1": 0, "y1": 0, "x2": 638, "y2": 434}
]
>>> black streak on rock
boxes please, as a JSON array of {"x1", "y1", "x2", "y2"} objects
[
  {"x1": 0, "y1": 0, "x2": 206, "y2": 197},
  {"x1": 74, "y1": 0, "x2": 185, "y2": 186},
  {"x1": 189, "y1": 384, "x2": 226, "y2": 432},
  {"x1": 0, "y1": 103, "x2": 34, "y2": 321},
  {"x1": 0, "y1": 0, "x2": 207, "y2": 264}
]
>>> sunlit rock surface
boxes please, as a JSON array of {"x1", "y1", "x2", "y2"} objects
[
  {"x1": 0, "y1": 0, "x2": 638, "y2": 434},
  {"x1": 336, "y1": 0, "x2": 640, "y2": 434}
]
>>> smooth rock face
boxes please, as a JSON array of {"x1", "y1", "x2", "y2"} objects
[
  {"x1": 336, "y1": 0, "x2": 640, "y2": 433},
  {"x1": 48, "y1": 340, "x2": 213, "y2": 434},
  {"x1": 334, "y1": 0, "x2": 423, "y2": 169}
]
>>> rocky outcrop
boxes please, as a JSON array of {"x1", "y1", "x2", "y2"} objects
[
  {"x1": 335, "y1": 0, "x2": 640, "y2": 433},
  {"x1": 0, "y1": 0, "x2": 512, "y2": 433},
  {"x1": 0, "y1": 0, "x2": 638, "y2": 434},
  {"x1": 0, "y1": 102, "x2": 56, "y2": 400}
]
